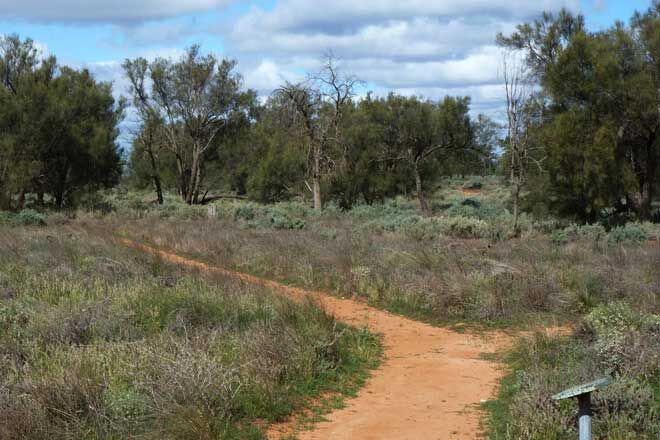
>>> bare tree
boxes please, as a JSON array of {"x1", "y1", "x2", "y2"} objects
[
  {"x1": 501, "y1": 49, "x2": 538, "y2": 235},
  {"x1": 276, "y1": 54, "x2": 359, "y2": 211}
]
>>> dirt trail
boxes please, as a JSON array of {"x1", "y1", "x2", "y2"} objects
[{"x1": 119, "y1": 238, "x2": 512, "y2": 440}]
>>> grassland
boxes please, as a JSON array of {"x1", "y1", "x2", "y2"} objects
[{"x1": 0, "y1": 226, "x2": 380, "y2": 439}]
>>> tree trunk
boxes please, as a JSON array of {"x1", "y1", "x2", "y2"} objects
[
  {"x1": 639, "y1": 142, "x2": 657, "y2": 221},
  {"x1": 414, "y1": 161, "x2": 429, "y2": 213},
  {"x1": 175, "y1": 154, "x2": 188, "y2": 201},
  {"x1": 512, "y1": 182, "x2": 521, "y2": 237},
  {"x1": 17, "y1": 190, "x2": 25, "y2": 210},
  {"x1": 55, "y1": 191, "x2": 64, "y2": 209},
  {"x1": 54, "y1": 163, "x2": 70, "y2": 210},
  {"x1": 312, "y1": 148, "x2": 322, "y2": 211},
  {"x1": 186, "y1": 147, "x2": 202, "y2": 205},
  {"x1": 146, "y1": 148, "x2": 163, "y2": 205},
  {"x1": 313, "y1": 176, "x2": 322, "y2": 211},
  {"x1": 191, "y1": 162, "x2": 203, "y2": 205},
  {"x1": 0, "y1": 190, "x2": 10, "y2": 211}
]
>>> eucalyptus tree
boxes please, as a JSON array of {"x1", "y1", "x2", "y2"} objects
[
  {"x1": 123, "y1": 46, "x2": 256, "y2": 205},
  {"x1": 502, "y1": 49, "x2": 537, "y2": 234},
  {"x1": 0, "y1": 35, "x2": 39, "y2": 209}
]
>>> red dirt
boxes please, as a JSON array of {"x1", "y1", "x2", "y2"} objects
[
  {"x1": 118, "y1": 238, "x2": 513, "y2": 440},
  {"x1": 462, "y1": 188, "x2": 482, "y2": 196}
]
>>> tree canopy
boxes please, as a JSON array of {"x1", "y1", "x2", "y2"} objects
[
  {"x1": 0, "y1": 34, "x2": 123, "y2": 210},
  {"x1": 499, "y1": 4, "x2": 660, "y2": 221}
]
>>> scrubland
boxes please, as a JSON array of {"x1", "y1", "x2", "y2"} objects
[
  {"x1": 0, "y1": 226, "x2": 380, "y2": 439},
  {"x1": 1, "y1": 177, "x2": 658, "y2": 439}
]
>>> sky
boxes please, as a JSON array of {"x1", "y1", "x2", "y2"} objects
[{"x1": 0, "y1": 0, "x2": 653, "y2": 133}]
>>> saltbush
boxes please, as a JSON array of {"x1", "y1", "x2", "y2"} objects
[
  {"x1": 0, "y1": 209, "x2": 47, "y2": 226},
  {"x1": 607, "y1": 224, "x2": 648, "y2": 245},
  {"x1": 552, "y1": 223, "x2": 608, "y2": 244}
]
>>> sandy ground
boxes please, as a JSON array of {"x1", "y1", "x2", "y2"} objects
[{"x1": 118, "y1": 238, "x2": 513, "y2": 440}]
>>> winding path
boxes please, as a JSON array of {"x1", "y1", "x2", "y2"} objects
[{"x1": 118, "y1": 238, "x2": 511, "y2": 440}]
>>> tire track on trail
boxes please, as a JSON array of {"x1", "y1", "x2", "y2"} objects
[{"x1": 118, "y1": 238, "x2": 512, "y2": 440}]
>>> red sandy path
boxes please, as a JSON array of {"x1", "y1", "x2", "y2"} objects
[{"x1": 118, "y1": 238, "x2": 512, "y2": 440}]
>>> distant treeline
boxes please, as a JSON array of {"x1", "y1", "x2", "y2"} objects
[
  {"x1": 2, "y1": 2, "x2": 660, "y2": 222},
  {"x1": 122, "y1": 49, "x2": 496, "y2": 212}
]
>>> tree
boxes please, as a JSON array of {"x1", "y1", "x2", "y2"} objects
[
  {"x1": 0, "y1": 34, "x2": 123, "y2": 210},
  {"x1": 275, "y1": 54, "x2": 359, "y2": 211},
  {"x1": 130, "y1": 117, "x2": 166, "y2": 204},
  {"x1": 367, "y1": 94, "x2": 473, "y2": 213},
  {"x1": 123, "y1": 46, "x2": 256, "y2": 205},
  {"x1": 245, "y1": 96, "x2": 306, "y2": 203},
  {"x1": 43, "y1": 67, "x2": 124, "y2": 208},
  {"x1": 328, "y1": 96, "x2": 409, "y2": 208},
  {"x1": 499, "y1": 6, "x2": 660, "y2": 221},
  {"x1": 470, "y1": 115, "x2": 500, "y2": 175},
  {"x1": 496, "y1": 9, "x2": 585, "y2": 83},
  {"x1": 501, "y1": 49, "x2": 538, "y2": 234},
  {"x1": 0, "y1": 35, "x2": 39, "y2": 209}
]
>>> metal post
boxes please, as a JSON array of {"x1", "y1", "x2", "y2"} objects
[{"x1": 577, "y1": 392, "x2": 592, "y2": 440}]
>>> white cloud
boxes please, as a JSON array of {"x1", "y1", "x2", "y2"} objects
[
  {"x1": 223, "y1": 0, "x2": 578, "y2": 117},
  {"x1": 113, "y1": 22, "x2": 197, "y2": 47},
  {"x1": 345, "y1": 45, "x2": 502, "y2": 88},
  {"x1": 232, "y1": 17, "x2": 512, "y2": 61},
  {"x1": 0, "y1": 0, "x2": 233, "y2": 23},
  {"x1": 242, "y1": 59, "x2": 299, "y2": 95},
  {"x1": 232, "y1": 0, "x2": 580, "y2": 34}
]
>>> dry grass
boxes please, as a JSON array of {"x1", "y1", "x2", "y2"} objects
[
  {"x1": 0, "y1": 225, "x2": 381, "y2": 439},
  {"x1": 112, "y1": 216, "x2": 659, "y2": 328}
]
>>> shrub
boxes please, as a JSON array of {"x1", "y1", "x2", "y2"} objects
[
  {"x1": 552, "y1": 223, "x2": 608, "y2": 244},
  {"x1": 584, "y1": 303, "x2": 660, "y2": 376},
  {"x1": 445, "y1": 199, "x2": 506, "y2": 220},
  {"x1": 607, "y1": 224, "x2": 648, "y2": 245},
  {"x1": 262, "y1": 211, "x2": 306, "y2": 230},
  {"x1": 233, "y1": 202, "x2": 259, "y2": 221},
  {"x1": 0, "y1": 209, "x2": 47, "y2": 226},
  {"x1": 437, "y1": 216, "x2": 490, "y2": 239}
]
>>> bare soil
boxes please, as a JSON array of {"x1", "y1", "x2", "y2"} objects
[
  {"x1": 462, "y1": 188, "x2": 482, "y2": 196},
  {"x1": 118, "y1": 238, "x2": 513, "y2": 440}
]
